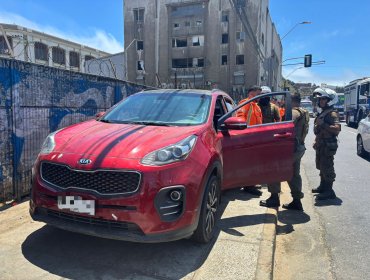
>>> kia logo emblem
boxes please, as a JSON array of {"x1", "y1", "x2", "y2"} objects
[{"x1": 79, "y1": 159, "x2": 92, "y2": 165}]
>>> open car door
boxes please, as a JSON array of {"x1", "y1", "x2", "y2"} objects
[{"x1": 218, "y1": 92, "x2": 295, "y2": 190}]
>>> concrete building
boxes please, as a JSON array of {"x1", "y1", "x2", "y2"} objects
[
  {"x1": 124, "y1": 0, "x2": 282, "y2": 99},
  {"x1": 0, "y1": 23, "x2": 110, "y2": 73}
]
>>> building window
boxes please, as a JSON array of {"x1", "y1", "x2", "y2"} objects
[
  {"x1": 52, "y1": 47, "x2": 65, "y2": 65},
  {"x1": 195, "y1": 20, "x2": 202, "y2": 26},
  {"x1": 69, "y1": 51, "x2": 80, "y2": 68},
  {"x1": 174, "y1": 23, "x2": 180, "y2": 29},
  {"x1": 0, "y1": 36, "x2": 13, "y2": 54},
  {"x1": 172, "y1": 38, "x2": 187, "y2": 48},
  {"x1": 137, "y1": 40, "x2": 144, "y2": 50},
  {"x1": 221, "y1": 55, "x2": 228, "y2": 65},
  {"x1": 261, "y1": 33, "x2": 265, "y2": 46},
  {"x1": 221, "y1": 11, "x2": 229, "y2": 22},
  {"x1": 185, "y1": 21, "x2": 191, "y2": 27},
  {"x1": 172, "y1": 58, "x2": 191, "y2": 68},
  {"x1": 133, "y1": 8, "x2": 144, "y2": 22},
  {"x1": 137, "y1": 60, "x2": 145, "y2": 71},
  {"x1": 193, "y1": 58, "x2": 204, "y2": 67},
  {"x1": 236, "y1": 31, "x2": 245, "y2": 42},
  {"x1": 222, "y1": 34, "x2": 229, "y2": 44},
  {"x1": 236, "y1": 55, "x2": 244, "y2": 65},
  {"x1": 85, "y1": 55, "x2": 95, "y2": 61},
  {"x1": 192, "y1": 35, "x2": 204, "y2": 46},
  {"x1": 34, "y1": 42, "x2": 48, "y2": 61}
]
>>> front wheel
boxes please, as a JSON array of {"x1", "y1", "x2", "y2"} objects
[
  {"x1": 192, "y1": 174, "x2": 220, "y2": 243},
  {"x1": 357, "y1": 136, "x2": 367, "y2": 157}
]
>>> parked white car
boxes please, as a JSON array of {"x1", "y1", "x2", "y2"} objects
[{"x1": 357, "y1": 113, "x2": 370, "y2": 157}]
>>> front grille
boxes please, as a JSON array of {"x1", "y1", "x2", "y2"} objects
[
  {"x1": 41, "y1": 162, "x2": 141, "y2": 196},
  {"x1": 44, "y1": 208, "x2": 143, "y2": 234}
]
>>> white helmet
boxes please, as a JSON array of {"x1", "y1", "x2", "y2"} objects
[
  {"x1": 313, "y1": 87, "x2": 338, "y2": 106},
  {"x1": 261, "y1": 86, "x2": 272, "y2": 93}
]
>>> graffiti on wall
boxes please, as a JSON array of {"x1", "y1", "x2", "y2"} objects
[{"x1": 0, "y1": 58, "x2": 147, "y2": 202}]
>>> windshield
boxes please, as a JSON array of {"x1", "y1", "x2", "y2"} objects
[
  {"x1": 301, "y1": 102, "x2": 313, "y2": 112},
  {"x1": 102, "y1": 92, "x2": 211, "y2": 126}
]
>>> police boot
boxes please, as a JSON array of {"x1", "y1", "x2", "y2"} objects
[
  {"x1": 282, "y1": 199, "x2": 303, "y2": 211},
  {"x1": 316, "y1": 181, "x2": 336, "y2": 200},
  {"x1": 312, "y1": 178, "x2": 325, "y2": 193},
  {"x1": 260, "y1": 193, "x2": 280, "y2": 208}
]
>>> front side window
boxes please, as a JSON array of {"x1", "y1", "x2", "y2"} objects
[
  {"x1": 103, "y1": 92, "x2": 211, "y2": 126},
  {"x1": 52, "y1": 47, "x2": 65, "y2": 65}
]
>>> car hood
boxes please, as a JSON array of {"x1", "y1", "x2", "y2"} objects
[{"x1": 53, "y1": 120, "x2": 202, "y2": 159}]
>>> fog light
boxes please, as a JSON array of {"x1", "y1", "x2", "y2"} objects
[{"x1": 170, "y1": 190, "x2": 182, "y2": 201}]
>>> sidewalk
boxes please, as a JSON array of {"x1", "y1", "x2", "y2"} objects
[{"x1": 0, "y1": 189, "x2": 279, "y2": 280}]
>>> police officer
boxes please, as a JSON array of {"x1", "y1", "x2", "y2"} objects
[
  {"x1": 312, "y1": 88, "x2": 341, "y2": 200},
  {"x1": 282, "y1": 92, "x2": 309, "y2": 210},
  {"x1": 259, "y1": 86, "x2": 282, "y2": 208}
]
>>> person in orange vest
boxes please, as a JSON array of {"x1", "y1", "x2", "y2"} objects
[
  {"x1": 279, "y1": 101, "x2": 286, "y2": 121},
  {"x1": 236, "y1": 86, "x2": 262, "y2": 126},
  {"x1": 236, "y1": 85, "x2": 263, "y2": 196}
]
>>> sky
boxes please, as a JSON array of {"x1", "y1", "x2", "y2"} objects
[
  {"x1": 0, "y1": 0, "x2": 369, "y2": 87},
  {"x1": 270, "y1": 0, "x2": 370, "y2": 87}
]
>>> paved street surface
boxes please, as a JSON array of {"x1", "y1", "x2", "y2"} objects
[
  {"x1": 275, "y1": 119, "x2": 370, "y2": 280},
  {"x1": 0, "y1": 187, "x2": 275, "y2": 280}
]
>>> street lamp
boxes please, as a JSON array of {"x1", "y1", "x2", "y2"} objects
[
  {"x1": 281, "y1": 21, "x2": 311, "y2": 41},
  {"x1": 124, "y1": 39, "x2": 137, "y2": 80}
]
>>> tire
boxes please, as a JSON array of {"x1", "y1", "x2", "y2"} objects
[
  {"x1": 357, "y1": 136, "x2": 367, "y2": 157},
  {"x1": 191, "y1": 174, "x2": 220, "y2": 243}
]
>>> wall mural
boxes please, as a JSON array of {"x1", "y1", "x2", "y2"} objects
[{"x1": 0, "y1": 58, "x2": 147, "y2": 202}]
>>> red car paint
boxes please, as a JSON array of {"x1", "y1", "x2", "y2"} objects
[{"x1": 30, "y1": 89, "x2": 294, "y2": 242}]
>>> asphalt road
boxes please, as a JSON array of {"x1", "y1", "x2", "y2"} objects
[{"x1": 302, "y1": 119, "x2": 370, "y2": 279}]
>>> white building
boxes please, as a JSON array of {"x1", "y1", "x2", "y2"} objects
[{"x1": 0, "y1": 23, "x2": 110, "y2": 73}]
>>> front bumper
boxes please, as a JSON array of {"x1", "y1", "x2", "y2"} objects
[{"x1": 30, "y1": 206, "x2": 197, "y2": 243}]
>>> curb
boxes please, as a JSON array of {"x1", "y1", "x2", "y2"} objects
[{"x1": 254, "y1": 194, "x2": 279, "y2": 280}]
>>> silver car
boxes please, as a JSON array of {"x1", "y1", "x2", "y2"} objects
[{"x1": 357, "y1": 113, "x2": 370, "y2": 157}]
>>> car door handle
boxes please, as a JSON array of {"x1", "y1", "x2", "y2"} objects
[{"x1": 273, "y1": 132, "x2": 293, "y2": 138}]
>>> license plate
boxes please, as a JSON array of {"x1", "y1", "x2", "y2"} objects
[{"x1": 57, "y1": 196, "x2": 95, "y2": 215}]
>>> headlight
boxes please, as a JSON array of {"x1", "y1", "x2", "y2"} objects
[
  {"x1": 141, "y1": 135, "x2": 197, "y2": 166},
  {"x1": 39, "y1": 131, "x2": 59, "y2": 155}
]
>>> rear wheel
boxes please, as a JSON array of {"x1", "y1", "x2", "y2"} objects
[
  {"x1": 357, "y1": 136, "x2": 367, "y2": 157},
  {"x1": 192, "y1": 174, "x2": 220, "y2": 243}
]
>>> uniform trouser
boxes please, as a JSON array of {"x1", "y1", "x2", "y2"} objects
[
  {"x1": 267, "y1": 182, "x2": 281, "y2": 194},
  {"x1": 315, "y1": 145, "x2": 336, "y2": 184},
  {"x1": 287, "y1": 144, "x2": 306, "y2": 199}
]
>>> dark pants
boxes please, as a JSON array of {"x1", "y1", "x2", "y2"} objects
[
  {"x1": 316, "y1": 145, "x2": 336, "y2": 183},
  {"x1": 287, "y1": 144, "x2": 305, "y2": 199}
]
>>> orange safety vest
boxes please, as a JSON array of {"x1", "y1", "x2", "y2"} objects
[
  {"x1": 236, "y1": 97, "x2": 262, "y2": 126},
  {"x1": 279, "y1": 107, "x2": 285, "y2": 119}
]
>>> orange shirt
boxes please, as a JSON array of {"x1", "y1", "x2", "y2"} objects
[{"x1": 236, "y1": 97, "x2": 262, "y2": 126}]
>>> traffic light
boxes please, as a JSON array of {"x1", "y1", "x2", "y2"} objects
[{"x1": 304, "y1": 54, "x2": 312, "y2": 67}]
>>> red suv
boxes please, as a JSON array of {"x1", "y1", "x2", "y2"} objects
[{"x1": 30, "y1": 89, "x2": 294, "y2": 243}]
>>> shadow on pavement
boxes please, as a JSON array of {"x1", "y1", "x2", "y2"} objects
[
  {"x1": 21, "y1": 188, "x2": 266, "y2": 279},
  {"x1": 314, "y1": 197, "x2": 343, "y2": 207},
  {"x1": 277, "y1": 210, "x2": 311, "y2": 235}
]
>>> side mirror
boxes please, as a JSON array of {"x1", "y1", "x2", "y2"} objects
[
  {"x1": 95, "y1": 111, "x2": 105, "y2": 119},
  {"x1": 221, "y1": 117, "x2": 247, "y2": 130}
]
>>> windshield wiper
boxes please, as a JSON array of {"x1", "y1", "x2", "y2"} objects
[
  {"x1": 133, "y1": 121, "x2": 171, "y2": 126},
  {"x1": 100, "y1": 119, "x2": 112, "y2": 123}
]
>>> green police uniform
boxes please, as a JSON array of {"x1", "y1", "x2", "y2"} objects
[{"x1": 313, "y1": 106, "x2": 340, "y2": 192}]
